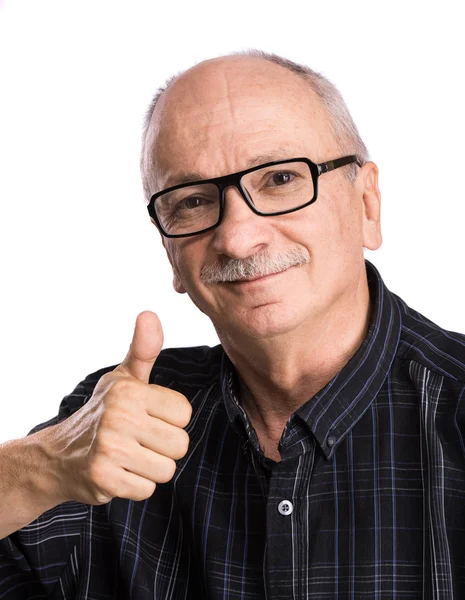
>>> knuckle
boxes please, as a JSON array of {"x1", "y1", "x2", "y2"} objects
[
  {"x1": 93, "y1": 429, "x2": 116, "y2": 456},
  {"x1": 94, "y1": 432, "x2": 138, "y2": 470},
  {"x1": 157, "y1": 458, "x2": 177, "y2": 483},
  {"x1": 175, "y1": 396, "x2": 192, "y2": 427},
  {"x1": 108, "y1": 377, "x2": 132, "y2": 398},
  {"x1": 100, "y1": 397, "x2": 144, "y2": 434},
  {"x1": 101, "y1": 391, "x2": 122, "y2": 414},
  {"x1": 103, "y1": 406, "x2": 139, "y2": 433},
  {"x1": 159, "y1": 426, "x2": 189, "y2": 460},
  {"x1": 127, "y1": 481, "x2": 157, "y2": 502},
  {"x1": 99, "y1": 411, "x2": 119, "y2": 433},
  {"x1": 99, "y1": 371, "x2": 116, "y2": 387},
  {"x1": 97, "y1": 432, "x2": 124, "y2": 460},
  {"x1": 174, "y1": 429, "x2": 190, "y2": 459}
]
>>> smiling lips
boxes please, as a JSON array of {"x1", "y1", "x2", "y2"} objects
[{"x1": 231, "y1": 267, "x2": 290, "y2": 284}]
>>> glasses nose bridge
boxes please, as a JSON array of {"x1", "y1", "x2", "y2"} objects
[{"x1": 216, "y1": 171, "x2": 252, "y2": 210}]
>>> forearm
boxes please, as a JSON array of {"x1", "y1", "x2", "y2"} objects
[{"x1": 0, "y1": 428, "x2": 66, "y2": 539}]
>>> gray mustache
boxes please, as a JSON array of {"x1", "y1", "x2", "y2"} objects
[{"x1": 200, "y1": 248, "x2": 310, "y2": 285}]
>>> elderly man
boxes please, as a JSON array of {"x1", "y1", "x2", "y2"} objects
[{"x1": 1, "y1": 50, "x2": 465, "y2": 599}]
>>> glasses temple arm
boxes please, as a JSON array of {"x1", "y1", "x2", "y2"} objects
[{"x1": 317, "y1": 155, "x2": 362, "y2": 175}]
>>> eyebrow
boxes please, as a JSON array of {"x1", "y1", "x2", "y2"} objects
[{"x1": 163, "y1": 149, "x2": 295, "y2": 188}]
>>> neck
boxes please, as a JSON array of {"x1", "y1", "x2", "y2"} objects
[{"x1": 218, "y1": 267, "x2": 372, "y2": 446}]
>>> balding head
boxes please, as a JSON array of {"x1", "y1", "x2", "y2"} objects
[{"x1": 141, "y1": 50, "x2": 368, "y2": 200}]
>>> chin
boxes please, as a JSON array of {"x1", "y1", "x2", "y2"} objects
[{"x1": 221, "y1": 301, "x2": 306, "y2": 341}]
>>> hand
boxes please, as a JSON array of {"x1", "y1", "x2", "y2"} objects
[{"x1": 44, "y1": 311, "x2": 192, "y2": 505}]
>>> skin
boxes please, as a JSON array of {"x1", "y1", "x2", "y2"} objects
[{"x1": 144, "y1": 55, "x2": 382, "y2": 461}]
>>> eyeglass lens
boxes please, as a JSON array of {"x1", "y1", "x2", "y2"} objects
[{"x1": 155, "y1": 161, "x2": 314, "y2": 236}]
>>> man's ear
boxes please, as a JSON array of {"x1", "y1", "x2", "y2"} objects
[
  {"x1": 359, "y1": 162, "x2": 382, "y2": 251},
  {"x1": 157, "y1": 224, "x2": 187, "y2": 295}
]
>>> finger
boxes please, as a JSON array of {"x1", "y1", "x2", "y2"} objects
[
  {"x1": 110, "y1": 467, "x2": 158, "y2": 502},
  {"x1": 136, "y1": 416, "x2": 190, "y2": 460},
  {"x1": 146, "y1": 385, "x2": 193, "y2": 429},
  {"x1": 117, "y1": 311, "x2": 164, "y2": 383},
  {"x1": 119, "y1": 446, "x2": 177, "y2": 485}
]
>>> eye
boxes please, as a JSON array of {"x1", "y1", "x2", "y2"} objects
[
  {"x1": 172, "y1": 194, "x2": 217, "y2": 215},
  {"x1": 269, "y1": 171, "x2": 294, "y2": 186},
  {"x1": 182, "y1": 196, "x2": 204, "y2": 209}
]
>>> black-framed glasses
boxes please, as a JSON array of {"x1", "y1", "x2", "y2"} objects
[{"x1": 147, "y1": 155, "x2": 362, "y2": 238}]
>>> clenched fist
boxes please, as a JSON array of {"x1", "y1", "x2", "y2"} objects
[{"x1": 43, "y1": 311, "x2": 192, "y2": 506}]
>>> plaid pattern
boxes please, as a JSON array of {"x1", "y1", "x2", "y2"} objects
[{"x1": 1, "y1": 259, "x2": 465, "y2": 599}]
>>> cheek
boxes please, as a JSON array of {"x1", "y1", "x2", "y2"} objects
[
  {"x1": 323, "y1": 189, "x2": 363, "y2": 245},
  {"x1": 166, "y1": 238, "x2": 206, "y2": 289},
  {"x1": 164, "y1": 241, "x2": 189, "y2": 289}
]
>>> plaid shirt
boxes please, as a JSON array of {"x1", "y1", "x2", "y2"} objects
[{"x1": 2, "y1": 259, "x2": 465, "y2": 599}]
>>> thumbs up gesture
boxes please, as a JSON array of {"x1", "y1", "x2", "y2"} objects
[{"x1": 44, "y1": 311, "x2": 192, "y2": 506}]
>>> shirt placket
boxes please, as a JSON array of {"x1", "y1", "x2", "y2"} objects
[{"x1": 262, "y1": 437, "x2": 316, "y2": 599}]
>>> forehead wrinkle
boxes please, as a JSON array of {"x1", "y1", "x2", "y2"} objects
[
  {"x1": 221, "y1": 68, "x2": 242, "y2": 133},
  {"x1": 156, "y1": 121, "x2": 308, "y2": 187},
  {"x1": 160, "y1": 146, "x2": 300, "y2": 189},
  {"x1": 160, "y1": 148, "x2": 300, "y2": 189},
  {"x1": 149, "y1": 66, "x2": 331, "y2": 194}
]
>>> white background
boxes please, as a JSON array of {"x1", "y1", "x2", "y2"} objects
[{"x1": 0, "y1": 0, "x2": 464, "y2": 442}]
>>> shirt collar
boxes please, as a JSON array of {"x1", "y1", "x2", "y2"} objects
[{"x1": 220, "y1": 259, "x2": 402, "y2": 460}]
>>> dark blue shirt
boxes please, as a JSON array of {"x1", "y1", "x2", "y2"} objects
[{"x1": 2, "y1": 259, "x2": 465, "y2": 599}]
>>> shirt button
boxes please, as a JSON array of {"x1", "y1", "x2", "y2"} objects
[
  {"x1": 327, "y1": 435, "x2": 336, "y2": 447},
  {"x1": 277, "y1": 500, "x2": 294, "y2": 516}
]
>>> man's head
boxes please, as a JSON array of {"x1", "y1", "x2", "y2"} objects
[{"x1": 141, "y1": 50, "x2": 382, "y2": 342}]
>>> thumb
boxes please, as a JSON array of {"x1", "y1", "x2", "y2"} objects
[{"x1": 117, "y1": 311, "x2": 164, "y2": 383}]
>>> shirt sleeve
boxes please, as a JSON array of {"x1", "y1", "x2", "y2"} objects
[{"x1": 0, "y1": 365, "x2": 116, "y2": 599}]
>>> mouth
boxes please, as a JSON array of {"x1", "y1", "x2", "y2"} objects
[{"x1": 229, "y1": 266, "x2": 292, "y2": 285}]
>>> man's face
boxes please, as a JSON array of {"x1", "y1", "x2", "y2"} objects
[{"x1": 145, "y1": 57, "x2": 380, "y2": 341}]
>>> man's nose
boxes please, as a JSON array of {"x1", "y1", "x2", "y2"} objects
[{"x1": 210, "y1": 184, "x2": 273, "y2": 259}]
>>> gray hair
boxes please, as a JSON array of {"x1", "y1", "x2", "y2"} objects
[{"x1": 140, "y1": 49, "x2": 369, "y2": 200}]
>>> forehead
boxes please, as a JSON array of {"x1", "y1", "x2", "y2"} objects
[{"x1": 146, "y1": 57, "x2": 334, "y2": 190}]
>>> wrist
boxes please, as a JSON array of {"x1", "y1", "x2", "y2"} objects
[{"x1": 22, "y1": 427, "x2": 69, "y2": 511}]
